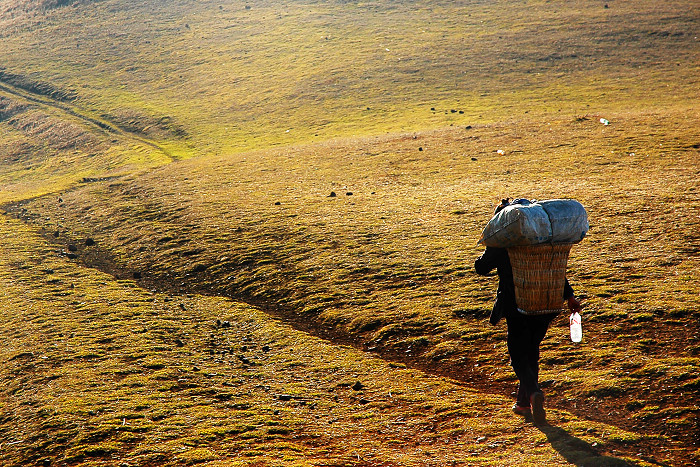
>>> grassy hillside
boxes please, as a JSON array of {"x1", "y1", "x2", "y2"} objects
[
  {"x1": 1, "y1": 0, "x2": 698, "y2": 161},
  {"x1": 9, "y1": 107, "x2": 699, "y2": 465},
  {"x1": 0, "y1": 0, "x2": 699, "y2": 466},
  {"x1": 5, "y1": 214, "x2": 642, "y2": 466}
]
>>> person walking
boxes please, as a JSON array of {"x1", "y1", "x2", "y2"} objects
[{"x1": 475, "y1": 198, "x2": 582, "y2": 425}]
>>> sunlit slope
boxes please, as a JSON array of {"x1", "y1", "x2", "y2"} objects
[
  {"x1": 0, "y1": 0, "x2": 697, "y2": 157},
  {"x1": 0, "y1": 215, "x2": 646, "y2": 466},
  {"x1": 11, "y1": 108, "x2": 700, "y2": 464}
]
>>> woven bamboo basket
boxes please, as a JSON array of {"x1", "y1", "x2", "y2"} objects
[{"x1": 507, "y1": 243, "x2": 573, "y2": 315}]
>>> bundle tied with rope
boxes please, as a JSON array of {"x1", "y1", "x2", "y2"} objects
[{"x1": 478, "y1": 199, "x2": 589, "y2": 315}]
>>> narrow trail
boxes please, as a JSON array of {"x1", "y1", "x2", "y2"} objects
[{"x1": 0, "y1": 78, "x2": 177, "y2": 162}]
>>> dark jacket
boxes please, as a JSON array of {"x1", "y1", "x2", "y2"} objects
[{"x1": 475, "y1": 247, "x2": 574, "y2": 325}]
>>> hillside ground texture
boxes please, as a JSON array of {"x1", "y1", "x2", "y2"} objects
[{"x1": 0, "y1": 0, "x2": 698, "y2": 466}]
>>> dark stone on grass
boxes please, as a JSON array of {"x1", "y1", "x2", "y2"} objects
[
  {"x1": 174, "y1": 338, "x2": 185, "y2": 347},
  {"x1": 465, "y1": 125, "x2": 473, "y2": 130},
  {"x1": 274, "y1": 201, "x2": 281, "y2": 205},
  {"x1": 418, "y1": 147, "x2": 423, "y2": 151},
  {"x1": 352, "y1": 381, "x2": 364, "y2": 391},
  {"x1": 346, "y1": 192, "x2": 353, "y2": 196},
  {"x1": 53, "y1": 230, "x2": 60, "y2": 237},
  {"x1": 471, "y1": 157, "x2": 478, "y2": 161},
  {"x1": 262, "y1": 345, "x2": 270, "y2": 352},
  {"x1": 65, "y1": 253, "x2": 77, "y2": 260},
  {"x1": 85, "y1": 238, "x2": 95, "y2": 246},
  {"x1": 328, "y1": 191, "x2": 336, "y2": 197},
  {"x1": 192, "y1": 263, "x2": 208, "y2": 273}
]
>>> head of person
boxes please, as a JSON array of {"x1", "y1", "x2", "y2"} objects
[
  {"x1": 494, "y1": 198, "x2": 511, "y2": 215},
  {"x1": 493, "y1": 197, "x2": 532, "y2": 215}
]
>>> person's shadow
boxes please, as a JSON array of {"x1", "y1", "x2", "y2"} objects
[{"x1": 537, "y1": 423, "x2": 644, "y2": 467}]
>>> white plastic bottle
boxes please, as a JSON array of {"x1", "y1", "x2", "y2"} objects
[{"x1": 570, "y1": 312, "x2": 582, "y2": 343}]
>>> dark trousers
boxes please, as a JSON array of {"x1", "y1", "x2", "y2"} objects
[{"x1": 505, "y1": 311, "x2": 559, "y2": 407}]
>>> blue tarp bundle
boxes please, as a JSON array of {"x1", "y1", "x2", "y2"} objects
[{"x1": 479, "y1": 199, "x2": 589, "y2": 247}]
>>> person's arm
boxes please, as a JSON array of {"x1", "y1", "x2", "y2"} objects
[
  {"x1": 474, "y1": 247, "x2": 504, "y2": 276},
  {"x1": 563, "y1": 278, "x2": 574, "y2": 298},
  {"x1": 564, "y1": 278, "x2": 582, "y2": 312}
]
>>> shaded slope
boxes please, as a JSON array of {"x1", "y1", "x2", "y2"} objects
[
  {"x1": 0, "y1": 77, "x2": 183, "y2": 158},
  {"x1": 0, "y1": 82, "x2": 177, "y2": 203}
]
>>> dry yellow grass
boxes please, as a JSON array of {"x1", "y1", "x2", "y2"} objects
[
  {"x1": 0, "y1": 0, "x2": 698, "y2": 465},
  {"x1": 5, "y1": 106, "x2": 698, "y2": 465},
  {"x1": 1, "y1": 214, "x2": 649, "y2": 466}
]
